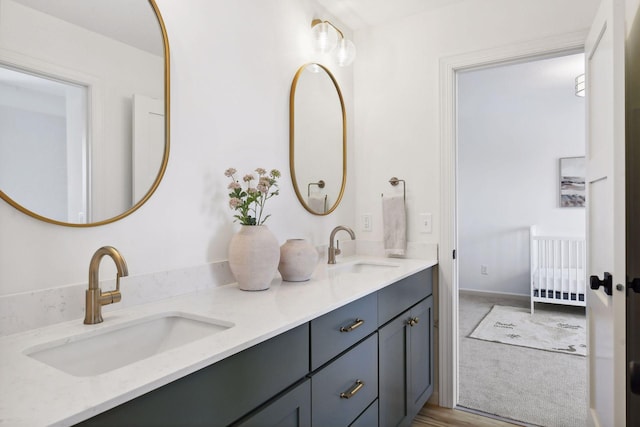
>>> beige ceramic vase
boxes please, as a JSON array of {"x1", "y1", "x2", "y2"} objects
[
  {"x1": 228, "y1": 225, "x2": 280, "y2": 291},
  {"x1": 278, "y1": 239, "x2": 318, "y2": 282}
]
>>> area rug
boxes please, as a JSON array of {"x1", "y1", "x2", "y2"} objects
[{"x1": 469, "y1": 305, "x2": 586, "y2": 356}]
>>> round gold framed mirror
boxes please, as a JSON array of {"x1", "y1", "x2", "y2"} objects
[
  {"x1": 289, "y1": 63, "x2": 346, "y2": 215},
  {"x1": 0, "y1": 0, "x2": 170, "y2": 227}
]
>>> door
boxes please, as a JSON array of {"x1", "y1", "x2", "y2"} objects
[
  {"x1": 585, "y1": 0, "x2": 626, "y2": 425},
  {"x1": 627, "y1": 2, "x2": 640, "y2": 423}
]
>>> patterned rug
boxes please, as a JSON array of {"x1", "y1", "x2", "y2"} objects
[{"x1": 469, "y1": 305, "x2": 586, "y2": 356}]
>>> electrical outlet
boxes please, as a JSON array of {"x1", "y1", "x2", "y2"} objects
[
  {"x1": 481, "y1": 265, "x2": 488, "y2": 275},
  {"x1": 362, "y1": 214, "x2": 372, "y2": 232},
  {"x1": 419, "y1": 213, "x2": 432, "y2": 234}
]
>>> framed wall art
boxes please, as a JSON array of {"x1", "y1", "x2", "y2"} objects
[{"x1": 559, "y1": 156, "x2": 586, "y2": 208}]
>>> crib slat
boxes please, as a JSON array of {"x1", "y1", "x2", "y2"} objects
[
  {"x1": 560, "y1": 239, "x2": 565, "y2": 298},
  {"x1": 537, "y1": 238, "x2": 542, "y2": 299},
  {"x1": 552, "y1": 239, "x2": 557, "y2": 298},
  {"x1": 569, "y1": 240, "x2": 574, "y2": 297},
  {"x1": 571, "y1": 240, "x2": 581, "y2": 301},
  {"x1": 542, "y1": 240, "x2": 549, "y2": 298}
]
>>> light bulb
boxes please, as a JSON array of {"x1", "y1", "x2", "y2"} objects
[
  {"x1": 335, "y1": 38, "x2": 356, "y2": 67},
  {"x1": 311, "y1": 22, "x2": 338, "y2": 54}
]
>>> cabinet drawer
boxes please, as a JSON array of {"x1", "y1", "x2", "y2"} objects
[
  {"x1": 378, "y1": 268, "x2": 432, "y2": 326},
  {"x1": 311, "y1": 333, "x2": 378, "y2": 427},
  {"x1": 311, "y1": 292, "x2": 377, "y2": 370},
  {"x1": 350, "y1": 399, "x2": 378, "y2": 427}
]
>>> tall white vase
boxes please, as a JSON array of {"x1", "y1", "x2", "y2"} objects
[{"x1": 228, "y1": 225, "x2": 280, "y2": 291}]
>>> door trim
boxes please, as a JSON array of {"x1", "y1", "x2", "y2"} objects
[{"x1": 438, "y1": 30, "x2": 587, "y2": 408}]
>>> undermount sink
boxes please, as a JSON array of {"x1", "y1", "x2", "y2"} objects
[
  {"x1": 25, "y1": 312, "x2": 234, "y2": 377},
  {"x1": 329, "y1": 261, "x2": 400, "y2": 275}
]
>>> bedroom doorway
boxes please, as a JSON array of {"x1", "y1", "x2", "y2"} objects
[{"x1": 455, "y1": 53, "x2": 587, "y2": 426}]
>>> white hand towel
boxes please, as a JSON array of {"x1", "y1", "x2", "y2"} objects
[
  {"x1": 308, "y1": 194, "x2": 326, "y2": 213},
  {"x1": 383, "y1": 195, "x2": 407, "y2": 257}
]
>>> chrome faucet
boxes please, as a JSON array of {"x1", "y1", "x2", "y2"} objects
[
  {"x1": 84, "y1": 246, "x2": 128, "y2": 325},
  {"x1": 328, "y1": 226, "x2": 356, "y2": 264}
]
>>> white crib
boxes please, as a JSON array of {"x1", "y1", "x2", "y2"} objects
[{"x1": 530, "y1": 226, "x2": 586, "y2": 314}]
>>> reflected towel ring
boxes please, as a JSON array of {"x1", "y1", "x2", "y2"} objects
[{"x1": 308, "y1": 180, "x2": 326, "y2": 197}]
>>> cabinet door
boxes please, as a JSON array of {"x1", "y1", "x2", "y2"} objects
[
  {"x1": 408, "y1": 296, "x2": 433, "y2": 417},
  {"x1": 378, "y1": 313, "x2": 410, "y2": 427},
  {"x1": 379, "y1": 296, "x2": 434, "y2": 427},
  {"x1": 235, "y1": 379, "x2": 311, "y2": 427}
]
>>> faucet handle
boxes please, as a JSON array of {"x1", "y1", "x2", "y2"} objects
[{"x1": 335, "y1": 240, "x2": 342, "y2": 256}]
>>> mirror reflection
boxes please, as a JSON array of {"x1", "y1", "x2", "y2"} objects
[
  {"x1": 0, "y1": 0, "x2": 168, "y2": 226},
  {"x1": 290, "y1": 63, "x2": 345, "y2": 215}
]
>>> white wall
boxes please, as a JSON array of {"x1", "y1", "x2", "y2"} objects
[
  {"x1": 0, "y1": 104, "x2": 67, "y2": 218},
  {"x1": 457, "y1": 54, "x2": 586, "y2": 295},
  {"x1": 352, "y1": 0, "x2": 600, "y2": 250},
  {"x1": 0, "y1": 0, "x2": 355, "y2": 296}
]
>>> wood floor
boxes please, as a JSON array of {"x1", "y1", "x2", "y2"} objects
[{"x1": 411, "y1": 404, "x2": 520, "y2": 427}]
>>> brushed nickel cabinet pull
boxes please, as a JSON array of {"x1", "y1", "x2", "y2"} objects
[
  {"x1": 407, "y1": 317, "x2": 420, "y2": 327},
  {"x1": 340, "y1": 380, "x2": 365, "y2": 399},
  {"x1": 340, "y1": 318, "x2": 364, "y2": 332}
]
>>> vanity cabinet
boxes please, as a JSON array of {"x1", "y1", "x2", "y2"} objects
[
  {"x1": 76, "y1": 324, "x2": 309, "y2": 427},
  {"x1": 75, "y1": 267, "x2": 434, "y2": 427}
]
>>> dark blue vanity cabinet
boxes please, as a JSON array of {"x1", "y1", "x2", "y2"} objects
[
  {"x1": 76, "y1": 267, "x2": 433, "y2": 427},
  {"x1": 76, "y1": 324, "x2": 310, "y2": 427}
]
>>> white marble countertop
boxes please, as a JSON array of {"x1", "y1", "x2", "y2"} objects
[{"x1": 0, "y1": 256, "x2": 437, "y2": 427}]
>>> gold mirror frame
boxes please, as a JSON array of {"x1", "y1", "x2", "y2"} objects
[
  {"x1": 289, "y1": 63, "x2": 346, "y2": 215},
  {"x1": 0, "y1": 0, "x2": 170, "y2": 227}
]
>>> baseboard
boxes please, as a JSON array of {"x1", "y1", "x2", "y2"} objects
[
  {"x1": 428, "y1": 391, "x2": 439, "y2": 406},
  {"x1": 459, "y1": 288, "x2": 529, "y2": 302},
  {"x1": 456, "y1": 406, "x2": 535, "y2": 427}
]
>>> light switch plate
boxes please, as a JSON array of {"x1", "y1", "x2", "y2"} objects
[
  {"x1": 419, "y1": 213, "x2": 432, "y2": 234},
  {"x1": 362, "y1": 214, "x2": 373, "y2": 232}
]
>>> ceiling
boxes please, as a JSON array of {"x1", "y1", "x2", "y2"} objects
[
  {"x1": 11, "y1": 0, "x2": 163, "y2": 56},
  {"x1": 316, "y1": 0, "x2": 466, "y2": 30}
]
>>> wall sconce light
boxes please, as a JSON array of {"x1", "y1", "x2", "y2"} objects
[
  {"x1": 311, "y1": 19, "x2": 356, "y2": 67},
  {"x1": 575, "y1": 73, "x2": 585, "y2": 97}
]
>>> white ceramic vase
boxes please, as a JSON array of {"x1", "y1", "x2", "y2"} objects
[
  {"x1": 228, "y1": 225, "x2": 280, "y2": 291},
  {"x1": 278, "y1": 239, "x2": 318, "y2": 282}
]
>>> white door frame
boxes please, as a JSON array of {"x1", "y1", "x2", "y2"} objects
[{"x1": 438, "y1": 30, "x2": 588, "y2": 408}]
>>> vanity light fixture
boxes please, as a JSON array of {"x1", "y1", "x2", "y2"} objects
[
  {"x1": 311, "y1": 19, "x2": 356, "y2": 67},
  {"x1": 575, "y1": 73, "x2": 585, "y2": 97}
]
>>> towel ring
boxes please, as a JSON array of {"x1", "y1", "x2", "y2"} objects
[
  {"x1": 382, "y1": 177, "x2": 406, "y2": 200},
  {"x1": 308, "y1": 180, "x2": 326, "y2": 197}
]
